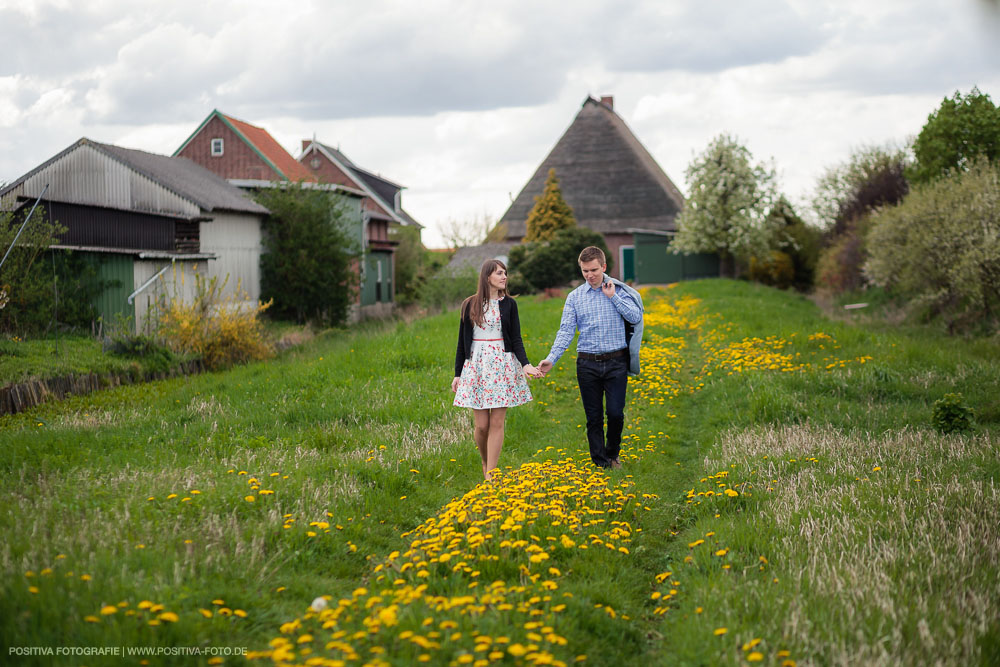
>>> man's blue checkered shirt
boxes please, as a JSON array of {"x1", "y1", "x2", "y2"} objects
[{"x1": 544, "y1": 279, "x2": 642, "y2": 365}]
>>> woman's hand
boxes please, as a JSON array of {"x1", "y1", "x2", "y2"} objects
[
  {"x1": 523, "y1": 364, "x2": 541, "y2": 379},
  {"x1": 451, "y1": 377, "x2": 461, "y2": 393}
]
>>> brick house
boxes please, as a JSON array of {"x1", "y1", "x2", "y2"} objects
[{"x1": 174, "y1": 110, "x2": 408, "y2": 319}]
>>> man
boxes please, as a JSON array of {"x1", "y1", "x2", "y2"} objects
[{"x1": 538, "y1": 246, "x2": 643, "y2": 469}]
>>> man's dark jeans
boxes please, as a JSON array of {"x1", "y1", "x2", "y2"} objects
[{"x1": 576, "y1": 356, "x2": 628, "y2": 468}]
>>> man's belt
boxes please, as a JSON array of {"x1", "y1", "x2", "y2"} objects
[{"x1": 577, "y1": 348, "x2": 627, "y2": 361}]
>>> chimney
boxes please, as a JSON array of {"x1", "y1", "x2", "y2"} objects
[{"x1": 600, "y1": 95, "x2": 614, "y2": 109}]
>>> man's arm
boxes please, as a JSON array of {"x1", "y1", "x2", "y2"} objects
[
  {"x1": 610, "y1": 287, "x2": 642, "y2": 324},
  {"x1": 543, "y1": 293, "x2": 578, "y2": 366}
]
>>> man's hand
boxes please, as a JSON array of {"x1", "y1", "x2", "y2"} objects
[
  {"x1": 601, "y1": 280, "x2": 616, "y2": 299},
  {"x1": 537, "y1": 360, "x2": 553, "y2": 377}
]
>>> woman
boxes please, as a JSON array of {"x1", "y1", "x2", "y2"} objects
[{"x1": 452, "y1": 259, "x2": 540, "y2": 480}]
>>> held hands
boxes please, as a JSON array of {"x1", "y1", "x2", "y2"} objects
[
  {"x1": 523, "y1": 364, "x2": 543, "y2": 379},
  {"x1": 601, "y1": 280, "x2": 616, "y2": 299},
  {"x1": 537, "y1": 359, "x2": 553, "y2": 377}
]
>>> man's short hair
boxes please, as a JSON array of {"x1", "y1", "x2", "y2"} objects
[{"x1": 578, "y1": 246, "x2": 606, "y2": 265}]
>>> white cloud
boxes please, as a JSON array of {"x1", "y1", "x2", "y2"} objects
[{"x1": 2, "y1": 0, "x2": 999, "y2": 246}]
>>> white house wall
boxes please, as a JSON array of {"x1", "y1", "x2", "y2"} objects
[
  {"x1": 4, "y1": 144, "x2": 200, "y2": 218},
  {"x1": 132, "y1": 259, "x2": 206, "y2": 334},
  {"x1": 199, "y1": 212, "x2": 262, "y2": 306}
]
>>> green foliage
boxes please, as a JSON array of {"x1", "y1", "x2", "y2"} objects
[
  {"x1": 748, "y1": 250, "x2": 795, "y2": 289},
  {"x1": 864, "y1": 159, "x2": 1000, "y2": 331},
  {"x1": 254, "y1": 185, "x2": 359, "y2": 326},
  {"x1": 510, "y1": 227, "x2": 611, "y2": 290},
  {"x1": 421, "y1": 266, "x2": 478, "y2": 311},
  {"x1": 815, "y1": 219, "x2": 870, "y2": 293},
  {"x1": 932, "y1": 393, "x2": 974, "y2": 434},
  {"x1": 104, "y1": 316, "x2": 178, "y2": 374},
  {"x1": 671, "y1": 134, "x2": 780, "y2": 276},
  {"x1": 763, "y1": 196, "x2": 822, "y2": 290},
  {"x1": 909, "y1": 87, "x2": 1000, "y2": 185},
  {"x1": 812, "y1": 143, "x2": 910, "y2": 234},
  {"x1": 389, "y1": 224, "x2": 429, "y2": 306},
  {"x1": 156, "y1": 272, "x2": 274, "y2": 370},
  {"x1": 524, "y1": 168, "x2": 577, "y2": 242},
  {"x1": 1, "y1": 209, "x2": 106, "y2": 336}
]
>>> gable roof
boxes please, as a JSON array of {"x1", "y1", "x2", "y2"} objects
[
  {"x1": 0, "y1": 138, "x2": 269, "y2": 218},
  {"x1": 301, "y1": 141, "x2": 422, "y2": 228},
  {"x1": 442, "y1": 242, "x2": 517, "y2": 276},
  {"x1": 498, "y1": 96, "x2": 685, "y2": 238},
  {"x1": 175, "y1": 110, "x2": 316, "y2": 183}
]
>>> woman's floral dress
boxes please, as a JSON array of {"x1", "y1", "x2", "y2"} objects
[{"x1": 453, "y1": 298, "x2": 532, "y2": 409}]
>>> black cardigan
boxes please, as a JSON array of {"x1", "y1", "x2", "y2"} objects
[{"x1": 454, "y1": 296, "x2": 530, "y2": 376}]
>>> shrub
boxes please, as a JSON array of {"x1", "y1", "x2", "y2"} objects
[
  {"x1": 510, "y1": 227, "x2": 611, "y2": 291},
  {"x1": 748, "y1": 251, "x2": 795, "y2": 289},
  {"x1": 864, "y1": 159, "x2": 1000, "y2": 331},
  {"x1": 157, "y1": 273, "x2": 273, "y2": 370},
  {"x1": 932, "y1": 393, "x2": 974, "y2": 434},
  {"x1": 421, "y1": 266, "x2": 478, "y2": 311},
  {"x1": 815, "y1": 220, "x2": 870, "y2": 293},
  {"x1": 1, "y1": 208, "x2": 107, "y2": 335}
]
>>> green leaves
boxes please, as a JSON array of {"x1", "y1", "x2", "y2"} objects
[
  {"x1": 910, "y1": 87, "x2": 1000, "y2": 185},
  {"x1": 524, "y1": 168, "x2": 577, "y2": 243},
  {"x1": 254, "y1": 185, "x2": 360, "y2": 327}
]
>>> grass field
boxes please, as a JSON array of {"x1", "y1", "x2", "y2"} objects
[{"x1": 2, "y1": 280, "x2": 997, "y2": 666}]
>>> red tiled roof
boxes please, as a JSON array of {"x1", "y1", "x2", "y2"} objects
[{"x1": 222, "y1": 114, "x2": 316, "y2": 183}]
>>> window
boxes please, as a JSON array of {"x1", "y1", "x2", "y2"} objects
[
  {"x1": 393, "y1": 191, "x2": 401, "y2": 212},
  {"x1": 210, "y1": 138, "x2": 224, "y2": 156}
]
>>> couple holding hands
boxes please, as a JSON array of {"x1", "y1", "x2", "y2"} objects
[{"x1": 451, "y1": 246, "x2": 643, "y2": 481}]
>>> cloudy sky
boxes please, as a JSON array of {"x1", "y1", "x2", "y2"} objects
[{"x1": 2, "y1": 0, "x2": 998, "y2": 247}]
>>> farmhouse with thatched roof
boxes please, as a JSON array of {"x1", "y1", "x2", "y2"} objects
[{"x1": 498, "y1": 95, "x2": 687, "y2": 281}]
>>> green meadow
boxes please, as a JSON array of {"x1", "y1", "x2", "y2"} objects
[{"x1": 1, "y1": 280, "x2": 997, "y2": 666}]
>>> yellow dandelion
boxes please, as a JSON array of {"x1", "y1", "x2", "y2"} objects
[{"x1": 713, "y1": 627, "x2": 727, "y2": 636}]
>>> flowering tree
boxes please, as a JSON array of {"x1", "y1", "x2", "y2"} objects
[{"x1": 670, "y1": 134, "x2": 780, "y2": 277}]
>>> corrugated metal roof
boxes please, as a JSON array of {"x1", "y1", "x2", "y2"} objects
[{"x1": 0, "y1": 138, "x2": 270, "y2": 218}]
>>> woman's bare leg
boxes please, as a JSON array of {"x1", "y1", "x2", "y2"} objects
[
  {"x1": 484, "y1": 407, "x2": 507, "y2": 480},
  {"x1": 473, "y1": 409, "x2": 490, "y2": 478}
]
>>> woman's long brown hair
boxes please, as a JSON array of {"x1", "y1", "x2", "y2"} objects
[{"x1": 461, "y1": 259, "x2": 507, "y2": 328}]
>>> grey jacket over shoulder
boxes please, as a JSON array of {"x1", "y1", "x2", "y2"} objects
[{"x1": 609, "y1": 277, "x2": 644, "y2": 376}]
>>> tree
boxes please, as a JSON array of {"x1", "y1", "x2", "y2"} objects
[
  {"x1": 509, "y1": 227, "x2": 610, "y2": 291},
  {"x1": 909, "y1": 87, "x2": 1000, "y2": 185},
  {"x1": 753, "y1": 196, "x2": 822, "y2": 290},
  {"x1": 254, "y1": 185, "x2": 359, "y2": 326},
  {"x1": 0, "y1": 207, "x2": 103, "y2": 335},
  {"x1": 812, "y1": 143, "x2": 910, "y2": 235},
  {"x1": 670, "y1": 135, "x2": 780, "y2": 277},
  {"x1": 524, "y1": 168, "x2": 577, "y2": 242},
  {"x1": 810, "y1": 144, "x2": 909, "y2": 293},
  {"x1": 436, "y1": 210, "x2": 499, "y2": 249},
  {"x1": 864, "y1": 158, "x2": 1000, "y2": 332}
]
